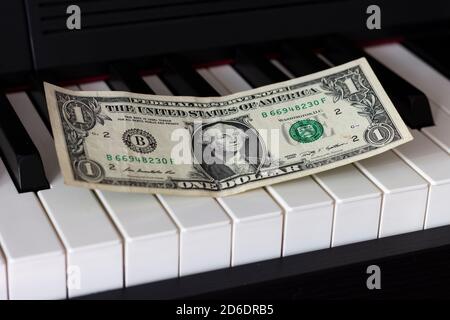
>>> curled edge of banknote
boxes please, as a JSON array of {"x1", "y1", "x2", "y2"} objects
[{"x1": 44, "y1": 57, "x2": 413, "y2": 197}]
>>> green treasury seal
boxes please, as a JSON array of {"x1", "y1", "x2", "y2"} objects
[{"x1": 289, "y1": 119, "x2": 324, "y2": 143}]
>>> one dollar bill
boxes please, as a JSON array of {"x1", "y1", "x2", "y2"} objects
[{"x1": 44, "y1": 58, "x2": 412, "y2": 197}]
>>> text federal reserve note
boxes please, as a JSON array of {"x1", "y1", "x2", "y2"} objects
[{"x1": 44, "y1": 58, "x2": 412, "y2": 196}]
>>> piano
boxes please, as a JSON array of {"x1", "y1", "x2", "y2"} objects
[{"x1": 1, "y1": 0, "x2": 450, "y2": 300}]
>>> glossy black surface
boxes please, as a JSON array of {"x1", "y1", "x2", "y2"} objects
[
  {"x1": 234, "y1": 47, "x2": 288, "y2": 87},
  {"x1": 107, "y1": 61, "x2": 154, "y2": 94},
  {"x1": 27, "y1": 81, "x2": 51, "y2": 130},
  {"x1": 403, "y1": 35, "x2": 450, "y2": 79},
  {"x1": 160, "y1": 56, "x2": 217, "y2": 96},
  {"x1": 23, "y1": 0, "x2": 450, "y2": 71},
  {"x1": 278, "y1": 42, "x2": 328, "y2": 76},
  {"x1": 0, "y1": 95, "x2": 49, "y2": 193}
]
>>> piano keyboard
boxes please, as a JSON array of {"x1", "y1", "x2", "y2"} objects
[{"x1": 1, "y1": 39, "x2": 450, "y2": 299}]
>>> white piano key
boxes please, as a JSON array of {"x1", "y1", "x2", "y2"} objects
[
  {"x1": 205, "y1": 65, "x2": 337, "y2": 255},
  {"x1": 142, "y1": 74, "x2": 173, "y2": 95},
  {"x1": 78, "y1": 81, "x2": 180, "y2": 286},
  {"x1": 7, "y1": 92, "x2": 123, "y2": 297},
  {"x1": 394, "y1": 130, "x2": 450, "y2": 229},
  {"x1": 197, "y1": 68, "x2": 289, "y2": 265},
  {"x1": 422, "y1": 102, "x2": 450, "y2": 154},
  {"x1": 314, "y1": 165, "x2": 382, "y2": 246},
  {"x1": 0, "y1": 249, "x2": 6, "y2": 300},
  {"x1": 270, "y1": 60, "x2": 425, "y2": 242},
  {"x1": 355, "y1": 151, "x2": 428, "y2": 237},
  {"x1": 79, "y1": 81, "x2": 109, "y2": 91},
  {"x1": 267, "y1": 178, "x2": 334, "y2": 256},
  {"x1": 270, "y1": 59, "x2": 296, "y2": 79},
  {"x1": 0, "y1": 157, "x2": 66, "y2": 299},
  {"x1": 95, "y1": 191, "x2": 178, "y2": 286},
  {"x1": 157, "y1": 195, "x2": 231, "y2": 276},
  {"x1": 144, "y1": 75, "x2": 232, "y2": 276},
  {"x1": 365, "y1": 43, "x2": 450, "y2": 115},
  {"x1": 217, "y1": 189, "x2": 282, "y2": 266},
  {"x1": 38, "y1": 190, "x2": 123, "y2": 299},
  {"x1": 196, "y1": 68, "x2": 231, "y2": 95},
  {"x1": 208, "y1": 64, "x2": 253, "y2": 92}
]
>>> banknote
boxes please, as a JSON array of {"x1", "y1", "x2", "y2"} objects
[{"x1": 44, "y1": 58, "x2": 412, "y2": 196}]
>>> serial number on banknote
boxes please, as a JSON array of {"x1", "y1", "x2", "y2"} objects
[
  {"x1": 106, "y1": 154, "x2": 175, "y2": 165},
  {"x1": 261, "y1": 97, "x2": 327, "y2": 118}
]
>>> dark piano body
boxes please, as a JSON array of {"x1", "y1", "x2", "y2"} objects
[{"x1": 1, "y1": 0, "x2": 450, "y2": 299}]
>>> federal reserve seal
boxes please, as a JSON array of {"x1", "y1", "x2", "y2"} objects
[
  {"x1": 122, "y1": 128, "x2": 157, "y2": 154},
  {"x1": 364, "y1": 123, "x2": 394, "y2": 146},
  {"x1": 289, "y1": 119, "x2": 324, "y2": 143}
]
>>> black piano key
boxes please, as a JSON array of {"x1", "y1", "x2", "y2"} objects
[
  {"x1": 403, "y1": 36, "x2": 450, "y2": 80},
  {"x1": 107, "y1": 61, "x2": 154, "y2": 94},
  {"x1": 233, "y1": 47, "x2": 288, "y2": 87},
  {"x1": 319, "y1": 37, "x2": 364, "y2": 64},
  {"x1": 320, "y1": 37, "x2": 434, "y2": 129},
  {"x1": 27, "y1": 80, "x2": 50, "y2": 129},
  {"x1": 278, "y1": 42, "x2": 328, "y2": 76},
  {"x1": 0, "y1": 94, "x2": 49, "y2": 192},
  {"x1": 159, "y1": 56, "x2": 218, "y2": 96}
]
